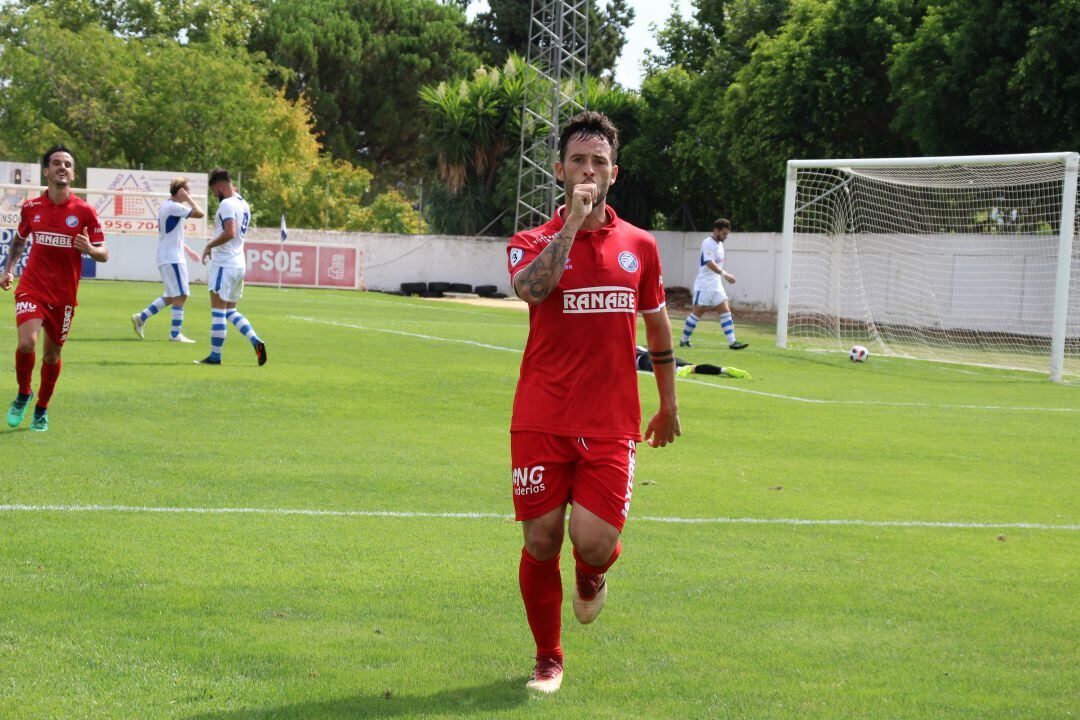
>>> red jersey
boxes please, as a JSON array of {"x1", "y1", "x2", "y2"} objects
[
  {"x1": 508, "y1": 205, "x2": 666, "y2": 441},
  {"x1": 15, "y1": 192, "x2": 104, "y2": 307}
]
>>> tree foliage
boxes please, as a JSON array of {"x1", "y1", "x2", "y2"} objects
[
  {"x1": 0, "y1": 7, "x2": 409, "y2": 232},
  {"x1": 471, "y1": 0, "x2": 634, "y2": 79},
  {"x1": 250, "y1": 0, "x2": 479, "y2": 177},
  {"x1": 5, "y1": 0, "x2": 263, "y2": 43},
  {"x1": 890, "y1": 0, "x2": 1080, "y2": 155},
  {"x1": 418, "y1": 56, "x2": 643, "y2": 235}
]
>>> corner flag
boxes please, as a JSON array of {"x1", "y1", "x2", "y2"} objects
[{"x1": 280, "y1": 213, "x2": 287, "y2": 243}]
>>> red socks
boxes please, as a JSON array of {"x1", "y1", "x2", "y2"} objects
[
  {"x1": 519, "y1": 548, "x2": 563, "y2": 662},
  {"x1": 15, "y1": 350, "x2": 34, "y2": 396},
  {"x1": 573, "y1": 539, "x2": 622, "y2": 576},
  {"x1": 37, "y1": 359, "x2": 61, "y2": 408}
]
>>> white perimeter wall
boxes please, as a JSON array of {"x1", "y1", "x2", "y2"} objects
[
  {"x1": 91, "y1": 227, "x2": 784, "y2": 308},
  {"x1": 73, "y1": 228, "x2": 1076, "y2": 336}
]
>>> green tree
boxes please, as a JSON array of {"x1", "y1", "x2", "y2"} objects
[
  {"x1": 418, "y1": 57, "x2": 526, "y2": 235},
  {"x1": 0, "y1": 8, "x2": 314, "y2": 177},
  {"x1": 247, "y1": 156, "x2": 416, "y2": 233},
  {"x1": 418, "y1": 56, "x2": 647, "y2": 234},
  {"x1": 5, "y1": 0, "x2": 263, "y2": 43},
  {"x1": 716, "y1": 0, "x2": 921, "y2": 228},
  {"x1": 890, "y1": 0, "x2": 1080, "y2": 155},
  {"x1": 250, "y1": 0, "x2": 479, "y2": 177},
  {"x1": 0, "y1": 7, "x2": 411, "y2": 232},
  {"x1": 472, "y1": 0, "x2": 634, "y2": 79}
]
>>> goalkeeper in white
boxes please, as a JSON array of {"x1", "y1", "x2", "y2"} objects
[{"x1": 680, "y1": 218, "x2": 748, "y2": 350}]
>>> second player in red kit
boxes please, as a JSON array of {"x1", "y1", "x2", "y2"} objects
[
  {"x1": 508, "y1": 112, "x2": 680, "y2": 693},
  {"x1": 2, "y1": 145, "x2": 108, "y2": 431}
]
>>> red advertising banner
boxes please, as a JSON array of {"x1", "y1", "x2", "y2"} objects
[{"x1": 244, "y1": 241, "x2": 359, "y2": 289}]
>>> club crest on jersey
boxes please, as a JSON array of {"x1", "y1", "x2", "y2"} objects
[
  {"x1": 65, "y1": 215, "x2": 79, "y2": 228},
  {"x1": 33, "y1": 214, "x2": 41, "y2": 223},
  {"x1": 618, "y1": 251, "x2": 639, "y2": 273},
  {"x1": 509, "y1": 247, "x2": 525, "y2": 267}
]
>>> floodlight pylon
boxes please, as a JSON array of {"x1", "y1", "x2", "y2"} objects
[{"x1": 514, "y1": 0, "x2": 589, "y2": 233}]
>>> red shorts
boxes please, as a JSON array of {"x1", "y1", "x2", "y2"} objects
[
  {"x1": 15, "y1": 294, "x2": 75, "y2": 346},
  {"x1": 511, "y1": 431, "x2": 637, "y2": 532}
]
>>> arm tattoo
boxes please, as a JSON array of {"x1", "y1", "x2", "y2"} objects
[
  {"x1": 515, "y1": 232, "x2": 574, "y2": 302},
  {"x1": 649, "y1": 348, "x2": 674, "y2": 358},
  {"x1": 5, "y1": 236, "x2": 26, "y2": 272}
]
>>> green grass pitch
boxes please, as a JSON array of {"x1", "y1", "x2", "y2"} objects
[{"x1": 1, "y1": 280, "x2": 1077, "y2": 719}]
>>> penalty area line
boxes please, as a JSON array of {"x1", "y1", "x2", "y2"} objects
[{"x1": 0, "y1": 504, "x2": 1076, "y2": 531}]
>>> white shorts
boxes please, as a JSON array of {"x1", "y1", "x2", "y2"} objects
[
  {"x1": 159, "y1": 262, "x2": 190, "y2": 298},
  {"x1": 209, "y1": 264, "x2": 245, "y2": 303},
  {"x1": 692, "y1": 286, "x2": 728, "y2": 308}
]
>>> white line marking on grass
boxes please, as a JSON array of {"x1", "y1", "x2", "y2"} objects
[
  {"x1": 292, "y1": 315, "x2": 1079, "y2": 413},
  {"x1": 676, "y1": 376, "x2": 1080, "y2": 413},
  {"x1": 288, "y1": 316, "x2": 522, "y2": 353},
  {"x1": 1, "y1": 504, "x2": 1076, "y2": 531}
]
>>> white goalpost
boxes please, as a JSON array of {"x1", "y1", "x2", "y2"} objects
[{"x1": 776, "y1": 152, "x2": 1080, "y2": 382}]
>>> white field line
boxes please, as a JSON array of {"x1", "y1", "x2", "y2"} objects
[
  {"x1": 1, "y1": 504, "x2": 1076, "y2": 531},
  {"x1": 292, "y1": 315, "x2": 1080, "y2": 413},
  {"x1": 288, "y1": 316, "x2": 521, "y2": 353},
  {"x1": 677, "y1": 377, "x2": 1080, "y2": 412}
]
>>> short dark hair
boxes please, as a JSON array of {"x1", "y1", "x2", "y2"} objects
[
  {"x1": 559, "y1": 111, "x2": 619, "y2": 164},
  {"x1": 713, "y1": 218, "x2": 731, "y2": 231},
  {"x1": 42, "y1": 144, "x2": 74, "y2": 168},
  {"x1": 169, "y1": 176, "x2": 189, "y2": 196},
  {"x1": 209, "y1": 167, "x2": 231, "y2": 185}
]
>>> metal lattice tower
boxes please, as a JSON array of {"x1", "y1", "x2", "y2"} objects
[{"x1": 514, "y1": 0, "x2": 589, "y2": 233}]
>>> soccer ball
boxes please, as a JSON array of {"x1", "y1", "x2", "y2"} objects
[{"x1": 850, "y1": 345, "x2": 869, "y2": 363}]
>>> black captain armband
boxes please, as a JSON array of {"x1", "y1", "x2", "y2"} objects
[{"x1": 649, "y1": 348, "x2": 674, "y2": 364}]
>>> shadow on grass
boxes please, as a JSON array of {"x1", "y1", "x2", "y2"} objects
[
  {"x1": 78, "y1": 360, "x2": 190, "y2": 367},
  {"x1": 185, "y1": 677, "x2": 527, "y2": 719}
]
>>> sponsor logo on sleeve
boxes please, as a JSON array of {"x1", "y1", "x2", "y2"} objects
[
  {"x1": 618, "y1": 251, "x2": 639, "y2": 272},
  {"x1": 562, "y1": 286, "x2": 636, "y2": 314},
  {"x1": 509, "y1": 247, "x2": 524, "y2": 267}
]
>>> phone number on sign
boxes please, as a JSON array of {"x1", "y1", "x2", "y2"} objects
[{"x1": 101, "y1": 220, "x2": 200, "y2": 234}]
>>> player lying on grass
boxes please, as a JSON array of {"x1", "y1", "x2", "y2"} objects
[{"x1": 634, "y1": 345, "x2": 750, "y2": 379}]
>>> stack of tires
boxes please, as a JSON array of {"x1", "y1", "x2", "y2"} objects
[{"x1": 398, "y1": 282, "x2": 507, "y2": 299}]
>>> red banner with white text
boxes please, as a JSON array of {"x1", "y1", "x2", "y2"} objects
[{"x1": 244, "y1": 241, "x2": 360, "y2": 289}]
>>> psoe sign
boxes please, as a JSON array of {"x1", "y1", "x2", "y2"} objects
[{"x1": 244, "y1": 241, "x2": 359, "y2": 289}]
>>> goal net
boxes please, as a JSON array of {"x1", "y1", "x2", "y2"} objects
[{"x1": 777, "y1": 152, "x2": 1080, "y2": 382}]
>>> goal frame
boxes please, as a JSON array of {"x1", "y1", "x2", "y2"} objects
[{"x1": 776, "y1": 151, "x2": 1080, "y2": 382}]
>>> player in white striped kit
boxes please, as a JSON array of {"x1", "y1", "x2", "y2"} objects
[
  {"x1": 131, "y1": 177, "x2": 203, "y2": 343},
  {"x1": 680, "y1": 218, "x2": 748, "y2": 350},
  {"x1": 195, "y1": 167, "x2": 266, "y2": 366}
]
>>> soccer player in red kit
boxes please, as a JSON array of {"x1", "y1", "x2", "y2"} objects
[
  {"x1": 508, "y1": 111, "x2": 680, "y2": 693},
  {"x1": 1, "y1": 145, "x2": 107, "y2": 431}
]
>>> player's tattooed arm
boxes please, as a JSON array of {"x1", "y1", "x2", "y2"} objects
[
  {"x1": 1, "y1": 234, "x2": 27, "y2": 289},
  {"x1": 513, "y1": 231, "x2": 576, "y2": 304}
]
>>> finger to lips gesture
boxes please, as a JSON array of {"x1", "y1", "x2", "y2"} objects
[{"x1": 570, "y1": 183, "x2": 598, "y2": 218}]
